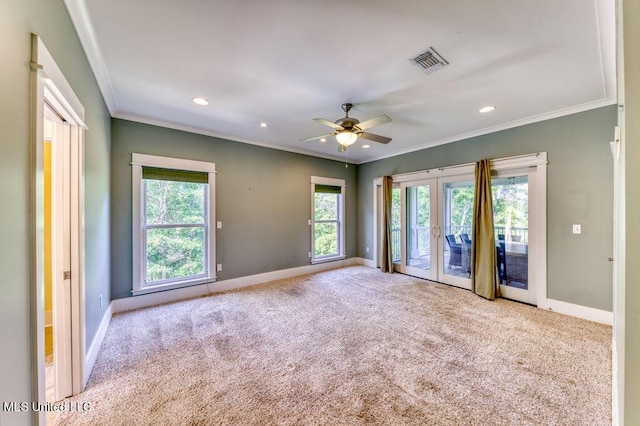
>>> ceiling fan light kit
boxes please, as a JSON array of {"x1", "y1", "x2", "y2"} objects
[
  {"x1": 301, "y1": 103, "x2": 392, "y2": 150},
  {"x1": 336, "y1": 130, "x2": 358, "y2": 146}
]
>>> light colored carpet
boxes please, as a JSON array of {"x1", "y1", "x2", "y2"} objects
[{"x1": 57, "y1": 266, "x2": 611, "y2": 425}]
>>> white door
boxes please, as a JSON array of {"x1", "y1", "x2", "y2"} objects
[
  {"x1": 493, "y1": 170, "x2": 538, "y2": 305},
  {"x1": 437, "y1": 175, "x2": 475, "y2": 290},
  {"x1": 399, "y1": 180, "x2": 437, "y2": 280},
  {"x1": 47, "y1": 103, "x2": 74, "y2": 401}
]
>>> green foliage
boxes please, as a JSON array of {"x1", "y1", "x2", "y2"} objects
[
  {"x1": 390, "y1": 178, "x2": 529, "y2": 257},
  {"x1": 415, "y1": 186, "x2": 430, "y2": 226},
  {"x1": 146, "y1": 227, "x2": 205, "y2": 282},
  {"x1": 144, "y1": 179, "x2": 206, "y2": 283},
  {"x1": 146, "y1": 180, "x2": 204, "y2": 224},
  {"x1": 315, "y1": 193, "x2": 338, "y2": 220},
  {"x1": 492, "y1": 181, "x2": 528, "y2": 228},
  {"x1": 314, "y1": 193, "x2": 339, "y2": 257},
  {"x1": 315, "y1": 223, "x2": 338, "y2": 257},
  {"x1": 449, "y1": 185, "x2": 475, "y2": 228}
]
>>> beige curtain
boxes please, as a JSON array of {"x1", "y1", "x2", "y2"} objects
[
  {"x1": 471, "y1": 159, "x2": 500, "y2": 299},
  {"x1": 380, "y1": 176, "x2": 394, "y2": 273}
]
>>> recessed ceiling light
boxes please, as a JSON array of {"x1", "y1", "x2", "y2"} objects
[
  {"x1": 479, "y1": 105, "x2": 496, "y2": 113},
  {"x1": 259, "y1": 122, "x2": 268, "y2": 128},
  {"x1": 362, "y1": 145, "x2": 371, "y2": 149},
  {"x1": 320, "y1": 138, "x2": 326, "y2": 143},
  {"x1": 192, "y1": 97, "x2": 209, "y2": 106}
]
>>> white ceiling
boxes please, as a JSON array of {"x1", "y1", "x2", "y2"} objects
[{"x1": 65, "y1": 0, "x2": 616, "y2": 164}]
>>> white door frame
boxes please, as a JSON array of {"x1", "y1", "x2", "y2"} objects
[{"x1": 30, "y1": 34, "x2": 87, "y2": 424}]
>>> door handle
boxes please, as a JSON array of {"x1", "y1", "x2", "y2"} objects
[
  {"x1": 431, "y1": 226, "x2": 436, "y2": 237},
  {"x1": 437, "y1": 226, "x2": 442, "y2": 237}
]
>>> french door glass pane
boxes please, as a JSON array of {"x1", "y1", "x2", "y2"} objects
[
  {"x1": 442, "y1": 180, "x2": 475, "y2": 277},
  {"x1": 146, "y1": 227, "x2": 205, "y2": 283},
  {"x1": 314, "y1": 222, "x2": 339, "y2": 257},
  {"x1": 406, "y1": 185, "x2": 431, "y2": 269},
  {"x1": 492, "y1": 176, "x2": 529, "y2": 289},
  {"x1": 391, "y1": 186, "x2": 401, "y2": 262}
]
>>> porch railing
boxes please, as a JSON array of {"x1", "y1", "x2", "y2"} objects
[{"x1": 391, "y1": 225, "x2": 528, "y2": 262}]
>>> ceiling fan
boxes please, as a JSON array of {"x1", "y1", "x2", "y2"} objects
[{"x1": 301, "y1": 103, "x2": 392, "y2": 150}]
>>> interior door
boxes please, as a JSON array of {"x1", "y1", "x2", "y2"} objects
[
  {"x1": 437, "y1": 175, "x2": 475, "y2": 290},
  {"x1": 400, "y1": 180, "x2": 437, "y2": 280},
  {"x1": 49, "y1": 107, "x2": 74, "y2": 401}
]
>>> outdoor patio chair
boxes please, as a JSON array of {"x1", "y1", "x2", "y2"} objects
[
  {"x1": 496, "y1": 242, "x2": 507, "y2": 283},
  {"x1": 445, "y1": 234, "x2": 462, "y2": 268}
]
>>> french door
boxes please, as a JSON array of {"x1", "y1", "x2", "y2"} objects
[
  {"x1": 393, "y1": 176, "x2": 475, "y2": 289},
  {"x1": 492, "y1": 169, "x2": 537, "y2": 305},
  {"x1": 381, "y1": 160, "x2": 543, "y2": 306}
]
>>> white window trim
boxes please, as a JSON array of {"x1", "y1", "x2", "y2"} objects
[
  {"x1": 311, "y1": 176, "x2": 346, "y2": 264},
  {"x1": 131, "y1": 153, "x2": 216, "y2": 296}
]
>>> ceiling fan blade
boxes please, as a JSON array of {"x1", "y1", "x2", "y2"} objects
[
  {"x1": 355, "y1": 115, "x2": 391, "y2": 131},
  {"x1": 360, "y1": 132, "x2": 392, "y2": 144},
  {"x1": 300, "y1": 133, "x2": 333, "y2": 143},
  {"x1": 313, "y1": 118, "x2": 344, "y2": 130}
]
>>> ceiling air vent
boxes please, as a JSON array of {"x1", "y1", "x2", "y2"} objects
[{"x1": 410, "y1": 47, "x2": 449, "y2": 75}]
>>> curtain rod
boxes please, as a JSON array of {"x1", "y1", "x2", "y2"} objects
[{"x1": 437, "y1": 152, "x2": 542, "y2": 171}]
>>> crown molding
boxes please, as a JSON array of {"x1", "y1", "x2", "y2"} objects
[{"x1": 63, "y1": 0, "x2": 118, "y2": 114}]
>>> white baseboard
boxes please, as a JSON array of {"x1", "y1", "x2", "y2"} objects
[
  {"x1": 84, "y1": 302, "x2": 113, "y2": 386},
  {"x1": 113, "y1": 257, "x2": 361, "y2": 314},
  {"x1": 541, "y1": 298, "x2": 613, "y2": 325},
  {"x1": 110, "y1": 259, "x2": 611, "y2": 327},
  {"x1": 208, "y1": 257, "x2": 359, "y2": 293},
  {"x1": 356, "y1": 257, "x2": 376, "y2": 268},
  {"x1": 112, "y1": 283, "x2": 211, "y2": 313}
]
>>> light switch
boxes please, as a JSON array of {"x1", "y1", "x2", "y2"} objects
[
  {"x1": 217, "y1": 221, "x2": 222, "y2": 229},
  {"x1": 572, "y1": 224, "x2": 582, "y2": 234}
]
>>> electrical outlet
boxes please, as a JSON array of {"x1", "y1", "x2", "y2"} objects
[
  {"x1": 572, "y1": 224, "x2": 582, "y2": 234},
  {"x1": 216, "y1": 264, "x2": 222, "y2": 272},
  {"x1": 366, "y1": 246, "x2": 370, "y2": 253},
  {"x1": 100, "y1": 294, "x2": 103, "y2": 307},
  {"x1": 308, "y1": 252, "x2": 312, "y2": 258},
  {"x1": 217, "y1": 221, "x2": 222, "y2": 229}
]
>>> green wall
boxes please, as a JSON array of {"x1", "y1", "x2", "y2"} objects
[
  {"x1": 0, "y1": 0, "x2": 111, "y2": 424},
  {"x1": 357, "y1": 106, "x2": 616, "y2": 311},
  {"x1": 110, "y1": 119, "x2": 357, "y2": 299}
]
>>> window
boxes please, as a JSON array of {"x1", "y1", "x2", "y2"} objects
[
  {"x1": 132, "y1": 154, "x2": 216, "y2": 295},
  {"x1": 311, "y1": 176, "x2": 345, "y2": 263}
]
